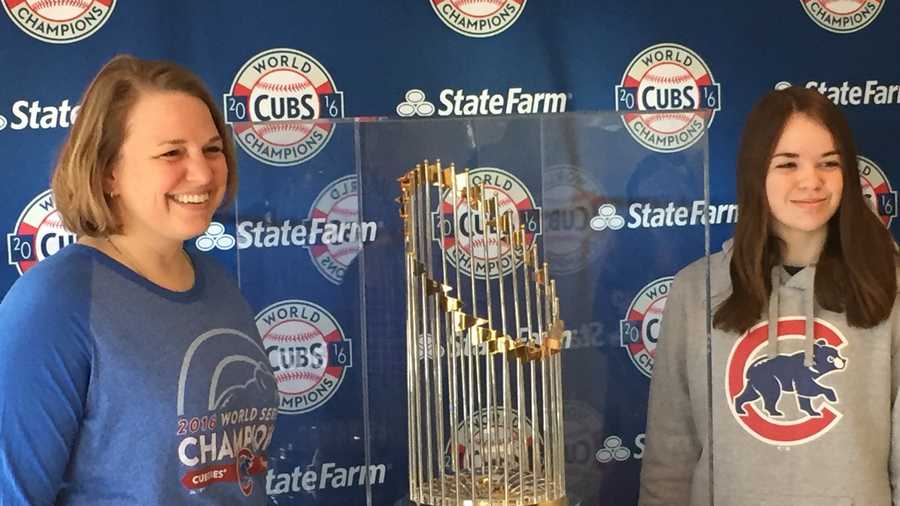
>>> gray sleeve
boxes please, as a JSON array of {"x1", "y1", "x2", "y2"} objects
[{"x1": 638, "y1": 271, "x2": 700, "y2": 506}]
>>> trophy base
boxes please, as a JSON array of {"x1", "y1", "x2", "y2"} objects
[{"x1": 411, "y1": 471, "x2": 567, "y2": 506}]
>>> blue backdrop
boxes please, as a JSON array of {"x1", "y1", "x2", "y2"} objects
[{"x1": 0, "y1": 1, "x2": 897, "y2": 504}]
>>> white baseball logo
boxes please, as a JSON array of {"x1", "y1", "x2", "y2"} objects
[
  {"x1": 3, "y1": 0, "x2": 115, "y2": 44},
  {"x1": 27, "y1": 0, "x2": 93, "y2": 20},
  {"x1": 264, "y1": 320, "x2": 327, "y2": 394},
  {"x1": 249, "y1": 69, "x2": 317, "y2": 145},
  {"x1": 451, "y1": 0, "x2": 507, "y2": 16}
]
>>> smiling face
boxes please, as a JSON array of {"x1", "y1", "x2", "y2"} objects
[
  {"x1": 765, "y1": 113, "x2": 843, "y2": 249},
  {"x1": 106, "y1": 91, "x2": 227, "y2": 249}
]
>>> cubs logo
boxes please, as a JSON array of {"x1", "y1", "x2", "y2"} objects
[
  {"x1": 543, "y1": 165, "x2": 607, "y2": 275},
  {"x1": 726, "y1": 318, "x2": 848, "y2": 446},
  {"x1": 801, "y1": 0, "x2": 884, "y2": 34},
  {"x1": 430, "y1": 0, "x2": 526, "y2": 38},
  {"x1": 433, "y1": 168, "x2": 541, "y2": 280},
  {"x1": 256, "y1": 300, "x2": 353, "y2": 415},
  {"x1": 858, "y1": 155, "x2": 896, "y2": 228},
  {"x1": 620, "y1": 277, "x2": 672, "y2": 378},
  {"x1": 3, "y1": 0, "x2": 114, "y2": 44},
  {"x1": 615, "y1": 43, "x2": 721, "y2": 153},
  {"x1": 7, "y1": 189, "x2": 77, "y2": 275},
  {"x1": 224, "y1": 48, "x2": 345, "y2": 167},
  {"x1": 445, "y1": 407, "x2": 538, "y2": 472},
  {"x1": 308, "y1": 175, "x2": 361, "y2": 284}
]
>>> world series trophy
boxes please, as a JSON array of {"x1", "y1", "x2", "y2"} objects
[{"x1": 398, "y1": 160, "x2": 567, "y2": 506}]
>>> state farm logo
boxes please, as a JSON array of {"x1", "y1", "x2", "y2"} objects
[
  {"x1": 224, "y1": 48, "x2": 345, "y2": 166},
  {"x1": 801, "y1": 0, "x2": 884, "y2": 33},
  {"x1": 775, "y1": 80, "x2": 900, "y2": 106},
  {"x1": 3, "y1": 0, "x2": 115, "y2": 43},
  {"x1": 395, "y1": 88, "x2": 567, "y2": 117},
  {"x1": 431, "y1": 0, "x2": 526, "y2": 38},
  {"x1": 7, "y1": 190, "x2": 77, "y2": 275},
  {"x1": 594, "y1": 433, "x2": 645, "y2": 463},
  {"x1": 616, "y1": 43, "x2": 721, "y2": 153},
  {"x1": 0, "y1": 99, "x2": 80, "y2": 132},
  {"x1": 589, "y1": 201, "x2": 738, "y2": 231}
]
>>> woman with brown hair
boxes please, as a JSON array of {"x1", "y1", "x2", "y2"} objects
[
  {"x1": 0, "y1": 55, "x2": 278, "y2": 504},
  {"x1": 639, "y1": 86, "x2": 899, "y2": 505}
]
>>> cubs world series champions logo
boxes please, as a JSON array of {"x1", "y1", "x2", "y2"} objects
[
  {"x1": 431, "y1": 0, "x2": 526, "y2": 38},
  {"x1": 858, "y1": 155, "x2": 896, "y2": 228},
  {"x1": 620, "y1": 277, "x2": 673, "y2": 378},
  {"x1": 801, "y1": 0, "x2": 884, "y2": 33},
  {"x1": 3, "y1": 0, "x2": 114, "y2": 43},
  {"x1": 433, "y1": 168, "x2": 541, "y2": 280},
  {"x1": 256, "y1": 300, "x2": 352, "y2": 415},
  {"x1": 543, "y1": 165, "x2": 607, "y2": 276},
  {"x1": 446, "y1": 407, "x2": 538, "y2": 472},
  {"x1": 308, "y1": 175, "x2": 361, "y2": 285},
  {"x1": 726, "y1": 318, "x2": 848, "y2": 446},
  {"x1": 615, "y1": 43, "x2": 721, "y2": 153},
  {"x1": 7, "y1": 190, "x2": 77, "y2": 275},
  {"x1": 224, "y1": 48, "x2": 345, "y2": 167}
]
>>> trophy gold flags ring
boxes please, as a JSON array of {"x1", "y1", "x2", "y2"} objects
[{"x1": 398, "y1": 161, "x2": 567, "y2": 506}]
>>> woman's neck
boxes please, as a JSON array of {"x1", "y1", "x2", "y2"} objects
[
  {"x1": 80, "y1": 234, "x2": 194, "y2": 291},
  {"x1": 777, "y1": 228, "x2": 827, "y2": 266}
]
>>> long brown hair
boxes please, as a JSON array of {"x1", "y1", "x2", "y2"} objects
[
  {"x1": 51, "y1": 54, "x2": 238, "y2": 237},
  {"x1": 714, "y1": 86, "x2": 897, "y2": 333}
]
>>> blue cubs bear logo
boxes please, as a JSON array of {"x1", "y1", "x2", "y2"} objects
[{"x1": 734, "y1": 339, "x2": 846, "y2": 418}]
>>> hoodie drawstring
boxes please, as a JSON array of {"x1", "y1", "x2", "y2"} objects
[
  {"x1": 767, "y1": 268, "x2": 780, "y2": 361},
  {"x1": 766, "y1": 265, "x2": 817, "y2": 367},
  {"x1": 803, "y1": 265, "x2": 816, "y2": 367}
]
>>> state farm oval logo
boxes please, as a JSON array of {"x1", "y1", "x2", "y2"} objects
[
  {"x1": 3, "y1": 0, "x2": 115, "y2": 44},
  {"x1": 223, "y1": 48, "x2": 345, "y2": 167}
]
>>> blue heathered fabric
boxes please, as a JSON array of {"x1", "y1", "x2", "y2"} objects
[{"x1": 0, "y1": 245, "x2": 278, "y2": 505}]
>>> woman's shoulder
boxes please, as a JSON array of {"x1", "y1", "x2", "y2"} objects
[{"x1": 2, "y1": 245, "x2": 95, "y2": 304}]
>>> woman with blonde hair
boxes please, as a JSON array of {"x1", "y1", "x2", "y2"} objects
[{"x1": 0, "y1": 55, "x2": 278, "y2": 504}]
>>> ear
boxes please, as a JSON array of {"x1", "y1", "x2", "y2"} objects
[
  {"x1": 102, "y1": 166, "x2": 120, "y2": 197},
  {"x1": 815, "y1": 338, "x2": 827, "y2": 347}
]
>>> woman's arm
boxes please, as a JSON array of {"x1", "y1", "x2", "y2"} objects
[
  {"x1": 0, "y1": 281, "x2": 91, "y2": 505},
  {"x1": 638, "y1": 271, "x2": 701, "y2": 506}
]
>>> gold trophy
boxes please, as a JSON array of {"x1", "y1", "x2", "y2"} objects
[{"x1": 398, "y1": 160, "x2": 567, "y2": 506}]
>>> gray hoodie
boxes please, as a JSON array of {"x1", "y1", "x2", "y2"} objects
[{"x1": 639, "y1": 240, "x2": 900, "y2": 506}]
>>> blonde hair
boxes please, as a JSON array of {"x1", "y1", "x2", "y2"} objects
[{"x1": 51, "y1": 54, "x2": 238, "y2": 237}]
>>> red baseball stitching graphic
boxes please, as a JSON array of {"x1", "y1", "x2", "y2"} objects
[
  {"x1": 327, "y1": 207, "x2": 357, "y2": 218},
  {"x1": 265, "y1": 329, "x2": 320, "y2": 344},
  {"x1": 29, "y1": 0, "x2": 92, "y2": 12},
  {"x1": 643, "y1": 112, "x2": 696, "y2": 122},
  {"x1": 38, "y1": 212, "x2": 69, "y2": 232},
  {"x1": 254, "y1": 81, "x2": 314, "y2": 93},
  {"x1": 453, "y1": 0, "x2": 505, "y2": 6},
  {"x1": 254, "y1": 122, "x2": 315, "y2": 138},
  {"x1": 274, "y1": 370, "x2": 322, "y2": 384},
  {"x1": 328, "y1": 245, "x2": 360, "y2": 261},
  {"x1": 642, "y1": 73, "x2": 695, "y2": 85}
]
